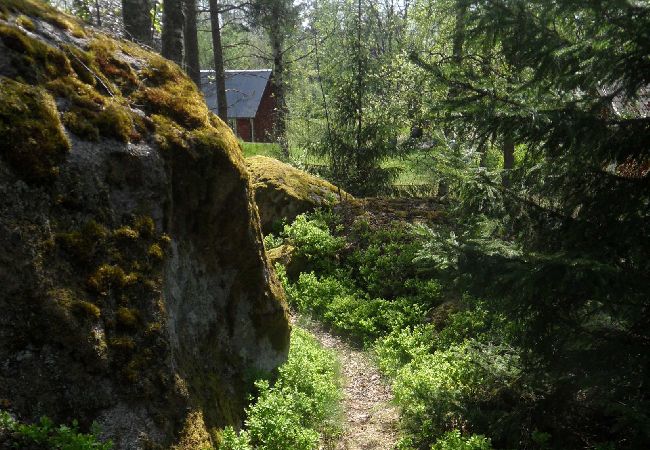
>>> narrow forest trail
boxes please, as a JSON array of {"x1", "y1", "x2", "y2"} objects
[{"x1": 292, "y1": 316, "x2": 400, "y2": 450}]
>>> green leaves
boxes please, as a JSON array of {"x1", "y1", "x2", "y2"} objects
[
  {"x1": 221, "y1": 327, "x2": 342, "y2": 450},
  {"x1": 0, "y1": 411, "x2": 112, "y2": 449}
]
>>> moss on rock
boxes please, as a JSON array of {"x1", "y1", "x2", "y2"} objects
[
  {"x1": 0, "y1": 24, "x2": 73, "y2": 83},
  {"x1": 246, "y1": 155, "x2": 351, "y2": 233},
  {"x1": 0, "y1": 2, "x2": 289, "y2": 448},
  {"x1": 0, "y1": 77, "x2": 70, "y2": 181}
]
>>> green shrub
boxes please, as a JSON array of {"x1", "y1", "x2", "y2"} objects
[
  {"x1": 431, "y1": 430, "x2": 493, "y2": 450},
  {"x1": 285, "y1": 271, "x2": 356, "y2": 317},
  {"x1": 374, "y1": 324, "x2": 435, "y2": 377},
  {"x1": 220, "y1": 426, "x2": 251, "y2": 450},
  {"x1": 263, "y1": 233, "x2": 284, "y2": 250},
  {"x1": 394, "y1": 340, "x2": 524, "y2": 448},
  {"x1": 281, "y1": 214, "x2": 344, "y2": 274},
  {"x1": 0, "y1": 411, "x2": 112, "y2": 449},
  {"x1": 434, "y1": 300, "x2": 513, "y2": 351},
  {"x1": 223, "y1": 327, "x2": 342, "y2": 450}
]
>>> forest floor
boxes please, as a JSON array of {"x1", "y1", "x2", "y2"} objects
[{"x1": 292, "y1": 315, "x2": 400, "y2": 450}]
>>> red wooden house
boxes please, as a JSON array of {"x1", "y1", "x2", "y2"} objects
[{"x1": 201, "y1": 69, "x2": 277, "y2": 142}]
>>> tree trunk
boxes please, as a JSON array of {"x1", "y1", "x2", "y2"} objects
[
  {"x1": 438, "y1": 0, "x2": 467, "y2": 197},
  {"x1": 270, "y1": 20, "x2": 288, "y2": 158},
  {"x1": 209, "y1": 0, "x2": 228, "y2": 122},
  {"x1": 94, "y1": 0, "x2": 102, "y2": 26},
  {"x1": 161, "y1": 0, "x2": 184, "y2": 66},
  {"x1": 184, "y1": 0, "x2": 200, "y2": 86},
  {"x1": 502, "y1": 134, "x2": 515, "y2": 187},
  {"x1": 122, "y1": 0, "x2": 152, "y2": 46}
]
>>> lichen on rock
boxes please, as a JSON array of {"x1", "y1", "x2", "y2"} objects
[
  {"x1": 246, "y1": 155, "x2": 351, "y2": 233},
  {"x1": 0, "y1": 1, "x2": 289, "y2": 448}
]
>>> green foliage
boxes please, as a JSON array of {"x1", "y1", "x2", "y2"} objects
[
  {"x1": 431, "y1": 430, "x2": 492, "y2": 450},
  {"x1": 394, "y1": 340, "x2": 525, "y2": 448},
  {"x1": 373, "y1": 324, "x2": 435, "y2": 378},
  {"x1": 280, "y1": 213, "x2": 345, "y2": 274},
  {"x1": 0, "y1": 411, "x2": 112, "y2": 449},
  {"x1": 348, "y1": 222, "x2": 426, "y2": 299},
  {"x1": 222, "y1": 327, "x2": 342, "y2": 450},
  {"x1": 263, "y1": 233, "x2": 284, "y2": 251}
]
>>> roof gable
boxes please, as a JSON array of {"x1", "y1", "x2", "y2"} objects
[{"x1": 201, "y1": 69, "x2": 272, "y2": 119}]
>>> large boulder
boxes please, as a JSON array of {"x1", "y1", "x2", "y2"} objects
[
  {"x1": 0, "y1": 1, "x2": 289, "y2": 448},
  {"x1": 246, "y1": 155, "x2": 350, "y2": 233}
]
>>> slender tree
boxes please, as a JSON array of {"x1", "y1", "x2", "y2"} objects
[
  {"x1": 209, "y1": 0, "x2": 228, "y2": 121},
  {"x1": 184, "y1": 0, "x2": 201, "y2": 85},
  {"x1": 161, "y1": 0, "x2": 185, "y2": 66},
  {"x1": 122, "y1": 0, "x2": 153, "y2": 46},
  {"x1": 251, "y1": 0, "x2": 299, "y2": 156}
]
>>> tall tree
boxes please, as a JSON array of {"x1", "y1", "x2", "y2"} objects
[
  {"x1": 161, "y1": 0, "x2": 185, "y2": 66},
  {"x1": 251, "y1": 0, "x2": 299, "y2": 157},
  {"x1": 184, "y1": 0, "x2": 201, "y2": 85},
  {"x1": 122, "y1": 0, "x2": 153, "y2": 46},
  {"x1": 309, "y1": 0, "x2": 404, "y2": 195},
  {"x1": 209, "y1": 0, "x2": 228, "y2": 121}
]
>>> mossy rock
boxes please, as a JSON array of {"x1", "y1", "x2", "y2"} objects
[
  {"x1": 0, "y1": 77, "x2": 70, "y2": 180},
  {"x1": 246, "y1": 155, "x2": 352, "y2": 233},
  {"x1": 0, "y1": 2, "x2": 289, "y2": 449}
]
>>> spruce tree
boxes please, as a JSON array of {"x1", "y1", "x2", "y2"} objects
[{"x1": 414, "y1": 1, "x2": 650, "y2": 447}]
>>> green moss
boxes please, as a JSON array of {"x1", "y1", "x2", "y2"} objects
[
  {"x1": 135, "y1": 216, "x2": 156, "y2": 238},
  {"x1": 116, "y1": 306, "x2": 139, "y2": 328},
  {"x1": 132, "y1": 56, "x2": 209, "y2": 130},
  {"x1": 148, "y1": 243, "x2": 164, "y2": 261},
  {"x1": 49, "y1": 288, "x2": 101, "y2": 319},
  {"x1": 16, "y1": 15, "x2": 35, "y2": 32},
  {"x1": 113, "y1": 226, "x2": 139, "y2": 240},
  {"x1": 62, "y1": 45, "x2": 97, "y2": 86},
  {"x1": 87, "y1": 264, "x2": 137, "y2": 294},
  {"x1": 108, "y1": 336, "x2": 135, "y2": 351},
  {"x1": 152, "y1": 114, "x2": 190, "y2": 153},
  {"x1": 57, "y1": 220, "x2": 108, "y2": 262},
  {"x1": 96, "y1": 101, "x2": 136, "y2": 142},
  {"x1": 89, "y1": 38, "x2": 138, "y2": 93},
  {"x1": 0, "y1": 77, "x2": 70, "y2": 181},
  {"x1": 45, "y1": 76, "x2": 139, "y2": 142},
  {"x1": 71, "y1": 300, "x2": 101, "y2": 319},
  {"x1": 46, "y1": 76, "x2": 104, "y2": 109},
  {"x1": 1, "y1": 0, "x2": 86, "y2": 37},
  {"x1": 0, "y1": 24, "x2": 73, "y2": 83},
  {"x1": 247, "y1": 155, "x2": 346, "y2": 204},
  {"x1": 62, "y1": 110, "x2": 99, "y2": 140}
]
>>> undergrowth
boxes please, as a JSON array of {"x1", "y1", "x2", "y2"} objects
[
  {"x1": 220, "y1": 327, "x2": 342, "y2": 450},
  {"x1": 0, "y1": 411, "x2": 111, "y2": 449},
  {"x1": 267, "y1": 211, "x2": 520, "y2": 449}
]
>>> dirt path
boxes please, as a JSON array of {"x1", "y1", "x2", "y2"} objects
[{"x1": 292, "y1": 316, "x2": 400, "y2": 450}]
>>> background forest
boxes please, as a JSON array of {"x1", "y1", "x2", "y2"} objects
[{"x1": 18, "y1": 0, "x2": 650, "y2": 449}]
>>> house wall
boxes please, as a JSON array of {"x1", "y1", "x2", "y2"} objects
[
  {"x1": 228, "y1": 77, "x2": 277, "y2": 143},
  {"x1": 254, "y1": 82, "x2": 277, "y2": 143},
  {"x1": 236, "y1": 118, "x2": 252, "y2": 142}
]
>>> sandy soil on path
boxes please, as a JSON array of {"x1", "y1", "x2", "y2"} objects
[{"x1": 292, "y1": 316, "x2": 400, "y2": 450}]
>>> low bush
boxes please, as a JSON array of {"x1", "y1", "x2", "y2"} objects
[
  {"x1": 0, "y1": 411, "x2": 112, "y2": 449},
  {"x1": 221, "y1": 327, "x2": 342, "y2": 450},
  {"x1": 431, "y1": 430, "x2": 493, "y2": 450},
  {"x1": 394, "y1": 340, "x2": 526, "y2": 448}
]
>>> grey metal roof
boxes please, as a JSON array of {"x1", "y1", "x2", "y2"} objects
[{"x1": 200, "y1": 69, "x2": 272, "y2": 119}]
